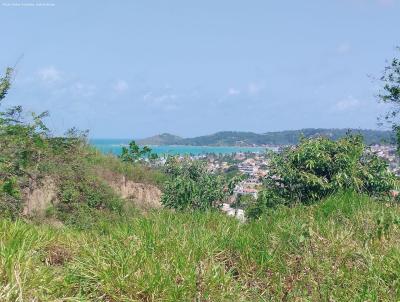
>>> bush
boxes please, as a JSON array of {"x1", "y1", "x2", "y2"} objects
[
  {"x1": 57, "y1": 171, "x2": 123, "y2": 212},
  {"x1": 248, "y1": 134, "x2": 396, "y2": 218},
  {"x1": 161, "y1": 157, "x2": 234, "y2": 211}
]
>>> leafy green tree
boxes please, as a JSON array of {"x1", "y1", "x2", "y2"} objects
[
  {"x1": 120, "y1": 140, "x2": 157, "y2": 163},
  {"x1": 149, "y1": 152, "x2": 159, "y2": 161},
  {"x1": 0, "y1": 67, "x2": 12, "y2": 102},
  {"x1": 247, "y1": 135, "x2": 395, "y2": 219},
  {"x1": 161, "y1": 157, "x2": 235, "y2": 211},
  {"x1": 378, "y1": 47, "x2": 400, "y2": 148}
]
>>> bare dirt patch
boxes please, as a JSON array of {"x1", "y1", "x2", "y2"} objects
[
  {"x1": 22, "y1": 177, "x2": 58, "y2": 217},
  {"x1": 96, "y1": 168, "x2": 162, "y2": 210},
  {"x1": 44, "y1": 244, "x2": 72, "y2": 266}
]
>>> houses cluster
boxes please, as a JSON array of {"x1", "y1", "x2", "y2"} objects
[
  {"x1": 204, "y1": 152, "x2": 269, "y2": 199},
  {"x1": 233, "y1": 180, "x2": 259, "y2": 199},
  {"x1": 237, "y1": 158, "x2": 268, "y2": 178},
  {"x1": 369, "y1": 144, "x2": 400, "y2": 175}
]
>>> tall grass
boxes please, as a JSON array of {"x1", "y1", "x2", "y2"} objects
[
  {"x1": 88, "y1": 150, "x2": 167, "y2": 187},
  {"x1": 1, "y1": 192, "x2": 400, "y2": 301}
]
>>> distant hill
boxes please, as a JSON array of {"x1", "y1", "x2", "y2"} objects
[
  {"x1": 137, "y1": 129, "x2": 395, "y2": 146},
  {"x1": 137, "y1": 133, "x2": 183, "y2": 145}
]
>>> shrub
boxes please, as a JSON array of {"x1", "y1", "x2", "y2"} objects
[
  {"x1": 119, "y1": 140, "x2": 158, "y2": 163},
  {"x1": 57, "y1": 174, "x2": 123, "y2": 212},
  {"x1": 161, "y1": 157, "x2": 234, "y2": 211},
  {"x1": 248, "y1": 134, "x2": 396, "y2": 218}
]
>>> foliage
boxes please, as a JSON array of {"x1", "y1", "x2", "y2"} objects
[
  {"x1": 0, "y1": 67, "x2": 12, "y2": 102},
  {"x1": 378, "y1": 48, "x2": 400, "y2": 123},
  {"x1": 56, "y1": 173, "x2": 123, "y2": 214},
  {"x1": 248, "y1": 135, "x2": 395, "y2": 218},
  {"x1": 231, "y1": 193, "x2": 254, "y2": 209},
  {"x1": 119, "y1": 140, "x2": 158, "y2": 163},
  {"x1": 378, "y1": 47, "x2": 400, "y2": 149},
  {"x1": 88, "y1": 150, "x2": 167, "y2": 187},
  {"x1": 161, "y1": 157, "x2": 236, "y2": 211},
  {"x1": 224, "y1": 164, "x2": 240, "y2": 179}
]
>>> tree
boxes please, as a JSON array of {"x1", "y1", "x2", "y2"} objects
[
  {"x1": 0, "y1": 67, "x2": 12, "y2": 103},
  {"x1": 161, "y1": 157, "x2": 236, "y2": 211},
  {"x1": 119, "y1": 140, "x2": 157, "y2": 163},
  {"x1": 247, "y1": 135, "x2": 395, "y2": 219},
  {"x1": 378, "y1": 47, "x2": 400, "y2": 149}
]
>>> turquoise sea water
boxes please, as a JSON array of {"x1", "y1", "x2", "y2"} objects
[{"x1": 90, "y1": 139, "x2": 268, "y2": 156}]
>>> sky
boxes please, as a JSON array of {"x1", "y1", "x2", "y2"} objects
[{"x1": 1, "y1": 0, "x2": 400, "y2": 138}]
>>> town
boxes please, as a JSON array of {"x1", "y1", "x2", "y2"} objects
[{"x1": 150, "y1": 144, "x2": 400, "y2": 204}]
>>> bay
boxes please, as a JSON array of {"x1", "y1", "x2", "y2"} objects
[{"x1": 90, "y1": 139, "x2": 269, "y2": 155}]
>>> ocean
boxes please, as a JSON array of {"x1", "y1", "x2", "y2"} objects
[{"x1": 90, "y1": 139, "x2": 269, "y2": 156}]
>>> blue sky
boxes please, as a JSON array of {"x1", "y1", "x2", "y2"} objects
[{"x1": 1, "y1": 0, "x2": 399, "y2": 138}]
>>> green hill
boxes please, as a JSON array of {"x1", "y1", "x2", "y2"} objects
[
  {"x1": 138, "y1": 129, "x2": 395, "y2": 146},
  {"x1": 137, "y1": 133, "x2": 183, "y2": 145}
]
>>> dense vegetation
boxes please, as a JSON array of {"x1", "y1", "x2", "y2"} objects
[
  {"x1": 136, "y1": 133, "x2": 184, "y2": 146},
  {"x1": 378, "y1": 47, "x2": 400, "y2": 150},
  {"x1": 248, "y1": 135, "x2": 395, "y2": 218},
  {"x1": 119, "y1": 140, "x2": 158, "y2": 163},
  {"x1": 1, "y1": 192, "x2": 400, "y2": 301},
  {"x1": 138, "y1": 129, "x2": 395, "y2": 146},
  {"x1": 161, "y1": 157, "x2": 237, "y2": 211}
]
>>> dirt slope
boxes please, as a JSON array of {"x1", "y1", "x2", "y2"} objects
[
  {"x1": 95, "y1": 168, "x2": 162, "y2": 210},
  {"x1": 22, "y1": 169, "x2": 162, "y2": 217}
]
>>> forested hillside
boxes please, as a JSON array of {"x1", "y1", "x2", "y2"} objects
[{"x1": 138, "y1": 129, "x2": 395, "y2": 146}]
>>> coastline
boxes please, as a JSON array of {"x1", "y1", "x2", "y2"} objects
[{"x1": 90, "y1": 141, "x2": 272, "y2": 156}]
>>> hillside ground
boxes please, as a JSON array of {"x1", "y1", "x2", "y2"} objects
[{"x1": 1, "y1": 191, "x2": 400, "y2": 301}]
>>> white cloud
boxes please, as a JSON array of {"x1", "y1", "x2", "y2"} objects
[
  {"x1": 248, "y1": 82, "x2": 265, "y2": 95},
  {"x1": 36, "y1": 67, "x2": 96, "y2": 98},
  {"x1": 143, "y1": 91, "x2": 179, "y2": 111},
  {"x1": 37, "y1": 66, "x2": 61, "y2": 83},
  {"x1": 334, "y1": 96, "x2": 361, "y2": 111},
  {"x1": 153, "y1": 94, "x2": 177, "y2": 105},
  {"x1": 227, "y1": 88, "x2": 240, "y2": 96},
  {"x1": 113, "y1": 80, "x2": 129, "y2": 93},
  {"x1": 144, "y1": 92, "x2": 177, "y2": 103},
  {"x1": 143, "y1": 92, "x2": 152, "y2": 101},
  {"x1": 70, "y1": 82, "x2": 96, "y2": 98}
]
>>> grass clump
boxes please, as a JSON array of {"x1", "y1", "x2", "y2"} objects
[{"x1": 1, "y1": 191, "x2": 400, "y2": 301}]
